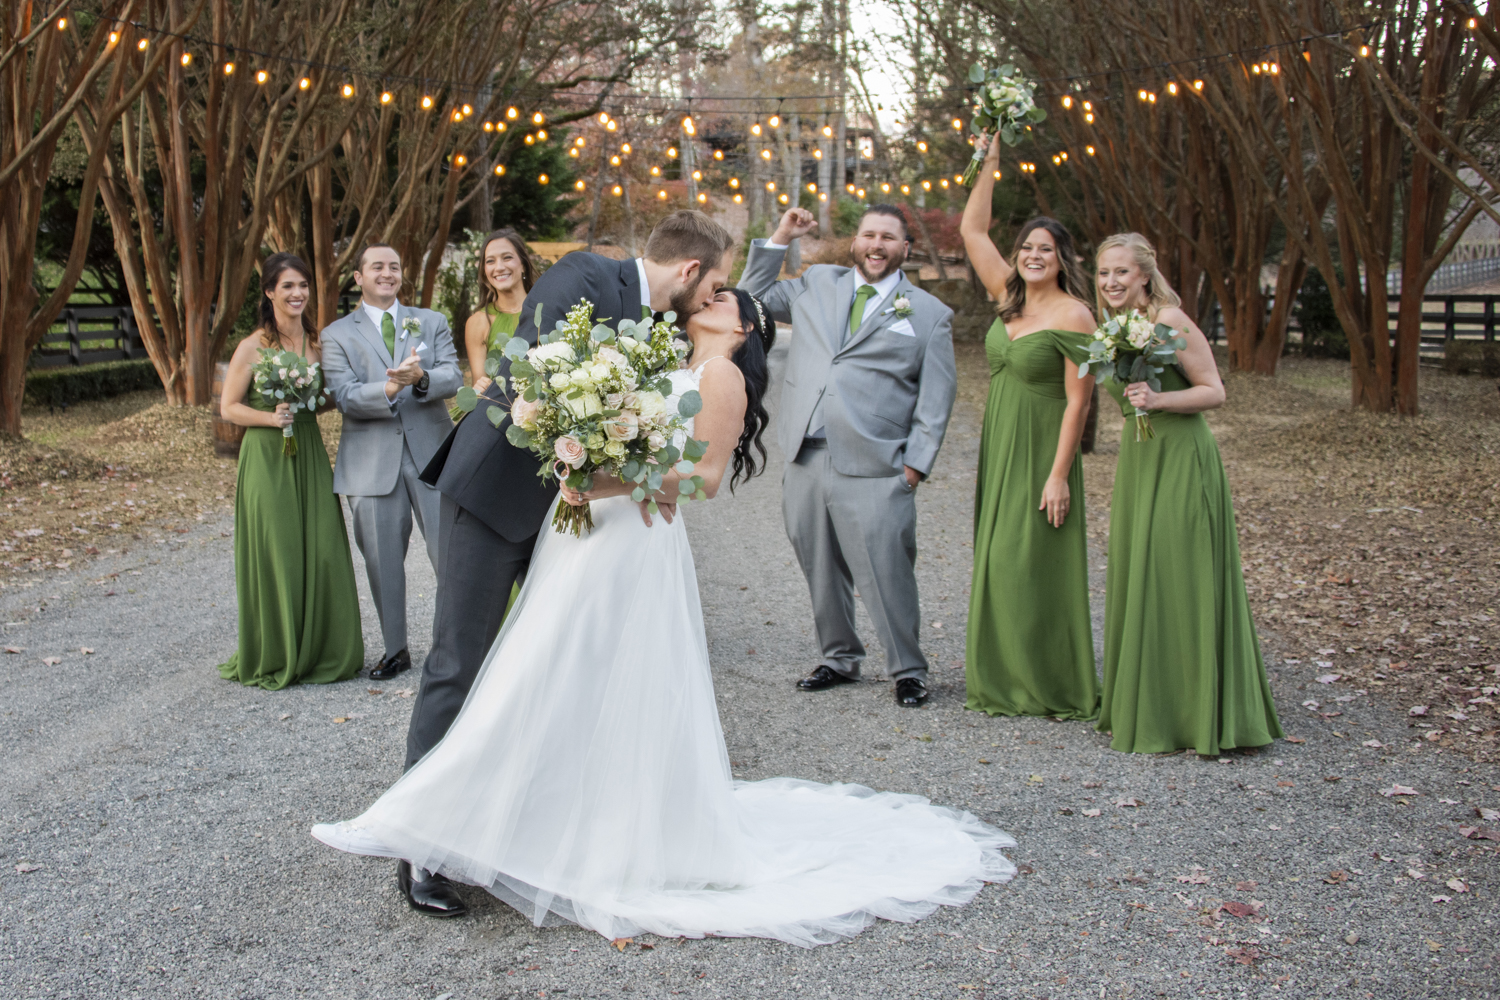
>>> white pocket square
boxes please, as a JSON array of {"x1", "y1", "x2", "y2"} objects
[{"x1": 890, "y1": 319, "x2": 916, "y2": 337}]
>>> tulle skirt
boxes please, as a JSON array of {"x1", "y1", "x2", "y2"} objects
[{"x1": 314, "y1": 496, "x2": 1015, "y2": 947}]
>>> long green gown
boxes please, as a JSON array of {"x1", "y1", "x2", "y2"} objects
[
  {"x1": 218, "y1": 363, "x2": 364, "y2": 690},
  {"x1": 1096, "y1": 366, "x2": 1282, "y2": 754},
  {"x1": 965, "y1": 320, "x2": 1098, "y2": 719}
]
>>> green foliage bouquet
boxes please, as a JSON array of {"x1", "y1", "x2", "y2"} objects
[
  {"x1": 961, "y1": 63, "x2": 1047, "y2": 186},
  {"x1": 455, "y1": 301, "x2": 708, "y2": 537},
  {"x1": 249, "y1": 348, "x2": 327, "y2": 456},
  {"x1": 1077, "y1": 310, "x2": 1187, "y2": 442}
]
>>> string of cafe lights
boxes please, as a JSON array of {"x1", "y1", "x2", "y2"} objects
[{"x1": 45, "y1": 7, "x2": 1484, "y2": 201}]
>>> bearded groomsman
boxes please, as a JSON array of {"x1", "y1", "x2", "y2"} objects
[
  {"x1": 740, "y1": 206, "x2": 956, "y2": 708},
  {"x1": 321, "y1": 244, "x2": 463, "y2": 681}
]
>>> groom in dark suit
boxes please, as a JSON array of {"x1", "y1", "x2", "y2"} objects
[{"x1": 399, "y1": 211, "x2": 736, "y2": 916}]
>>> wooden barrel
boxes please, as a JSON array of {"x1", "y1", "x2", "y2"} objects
[{"x1": 211, "y1": 361, "x2": 245, "y2": 459}]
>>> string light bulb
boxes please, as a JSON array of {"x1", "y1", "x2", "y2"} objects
[
  {"x1": 807, "y1": 182, "x2": 817, "y2": 192},
  {"x1": 421, "y1": 95, "x2": 433, "y2": 109},
  {"x1": 917, "y1": 141, "x2": 928, "y2": 152},
  {"x1": 692, "y1": 170, "x2": 702, "y2": 181},
  {"x1": 494, "y1": 164, "x2": 506, "y2": 176},
  {"x1": 538, "y1": 173, "x2": 549, "y2": 185},
  {"x1": 1359, "y1": 45, "x2": 1369, "y2": 57},
  {"x1": 57, "y1": 17, "x2": 67, "y2": 30},
  {"x1": 769, "y1": 114, "x2": 780, "y2": 128},
  {"x1": 901, "y1": 184, "x2": 911, "y2": 194},
  {"x1": 659, "y1": 190, "x2": 669, "y2": 200},
  {"x1": 109, "y1": 31, "x2": 119, "y2": 44},
  {"x1": 533, "y1": 112, "x2": 545, "y2": 125},
  {"x1": 597, "y1": 112, "x2": 608, "y2": 124},
  {"x1": 1085, "y1": 112, "x2": 1095, "y2": 123},
  {"x1": 1086, "y1": 145, "x2": 1096, "y2": 155},
  {"x1": 484, "y1": 121, "x2": 494, "y2": 132},
  {"x1": 813, "y1": 148, "x2": 823, "y2": 159},
  {"x1": 575, "y1": 137, "x2": 586, "y2": 147},
  {"x1": 256, "y1": 70, "x2": 268, "y2": 84},
  {"x1": 666, "y1": 147, "x2": 677, "y2": 158},
  {"x1": 698, "y1": 192, "x2": 708, "y2": 204},
  {"x1": 620, "y1": 142, "x2": 630, "y2": 154},
  {"x1": 778, "y1": 193, "x2": 789, "y2": 204},
  {"x1": 342, "y1": 84, "x2": 354, "y2": 98},
  {"x1": 939, "y1": 178, "x2": 949, "y2": 189},
  {"x1": 180, "y1": 52, "x2": 192, "y2": 67},
  {"x1": 1194, "y1": 79, "x2": 1204, "y2": 90},
  {"x1": 733, "y1": 193, "x2": 743, "y2": 204},
  {"x1": 728, "y1": 177, "x2": 738, "y2": 188},
  {"x1": 576, "y1": 180, "x2": 586, "y2": 191},
  {"x1": 682, "y1": 115, "x2": 696, "y2": 135},
  {"x1": 818, "y1": 192, "x2": 827, "y2": 202},
  {"x1": 650, "y1": 166, "x2": 661, "y2": 176},
  {"x1": 606, "y1": 120, "x2": 617, "y2": 131},
  {"x1": 760, "y1": 149, "x2": 772, "y2": 160},
  {"x1": 524, "y1": 134, "x2": 535, "y2": 145},
  {"x1": 750, "y1": 122, "x2": 762, "y2": 136},
  {"x1": 922, "y1": 180, "x2": 931, "y2": 191},
  {"x1": 381, "y1": 91, "x2": 393, "y2": 104},
  {"x1": 856, "y1": 187, "x2": 866, "y2": 199},
  {"x1": 846, "y1": 184, "x2": 855, "y2": 193},
  {"x1": 536, "y1": 129, "x2": 547, "y2": 141},
  {"x1": 1061, "y1": 95, "x2": 1073, "y2": 109},
  {"x1": 611, "y1": 185, "x2": 622, "y2": 197},
  {"x1": 713, "y1": 149, "x2": 724, "y2": 160},
  {"x1": 298, "y1": 77, "x2": 310, "y2": 90},
  {"x1": 1167, "y1": 81, "x2": 1178, "y2": 95},
  {"x1": 880, "y1": 182, "x2": 891, "y2": 193},
  {"x1": 223, "y1": 62, "x2": 235, "y2": 75},
  {"x1": 462, "y1": 103, "x2": 473, "y2": 116},
  {"x1": 454, "y1": 154, "x2": 467, "y2": 167},
  {"x1": 569, "y1": 148, "x2": 578, "y2": 158},
  {"x1": 993, "y1": 171, "x2": 1001, "y2": 180},
  {"x1": 1083, "y1": 101, "x2": 1093, "y2": 111},
  {"x1": 610, "y1": 154, "x2": 620, "y2": 165},
  {"x1": 766, "y1": 181, "x2": 776, "y2": 191},
  {"x1": 137, "y1": 38, "x2": 149, "y2": 51},
  {"x1": 951, "y1": 118, "x2": 963, "y2": 130},
  {"x1": 822, "y1": 125, "x2": 833, "y2": 138},
  {"x1": 457, "y1": 110, "x2": 467, "y2": 123}
]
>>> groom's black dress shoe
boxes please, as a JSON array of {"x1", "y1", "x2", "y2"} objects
[
  {"x1": 797, "y1": 665, "x2": 856, "y2": 691},
  {"x1": 370, "y1": 648, "x2": 411, "y2": 681},
  {"x1": 397, "y1": 860, "x2": 467, "y2": 918},
  {"x1": 895, "y1": 679, "x2": 928, "y2": 707}
]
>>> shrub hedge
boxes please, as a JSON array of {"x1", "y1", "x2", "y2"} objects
[{"x1": 24, "y1": 359, "x2": 163, "y2": 409}]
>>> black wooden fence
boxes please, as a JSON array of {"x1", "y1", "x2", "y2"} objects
[{"x1": 30, "y1": 306, "x2": 147, "y2": 369}]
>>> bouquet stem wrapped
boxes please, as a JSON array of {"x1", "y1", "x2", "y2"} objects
[
  {"x1": 456, "y1": 301, "x2": 708, "y2": 537},
  {"x1": 249, "y1": 349, "x2": 327, "y2": 456},
  {"x1": 961, "y1": 63, "x2": 1047, "y2": 186},
  {"x1": 1077, "y1": 310, "x2": 1187, "y2": 443}
]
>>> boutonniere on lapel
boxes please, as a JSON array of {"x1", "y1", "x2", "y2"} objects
[
  {"x1": 886, "y1": 295, "x2": 914, "y2": 319},
  {"x1": 400, "y1": 316, "x2": 426, "y2": 352}
]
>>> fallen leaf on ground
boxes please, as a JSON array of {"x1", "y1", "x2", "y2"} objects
[
  {"x1": 1218, "y1": 900, "x2": 1263, "y2": 919},
  {"x1": 1476, "y1": 807, "x2": 1500, "y2": 822},
  {"x1": 1225, "y1": 947, "x2": 1263, "y2": 966},
  {"x1": 1082, "y1": 808, "x2": 1101, "y2": 817},
  {"x1": 1427, "y1": 940, "x2": 1443, "y2": 952},
  {"x1": 1446, "y1": 879, "x2": 1468, "y2": 893},
  {"x1": 40, "y1": 656, "x2": 60, "y2": 666},
  {"x1": 332, "y1": 717, "x2": 348, "y2": 724},
  {"x1": 1432, "y1": 894, "x2": 1453, "y2": 903},
  {"x1": 1408, "y1": 705, "x2": 1429, "y2": 717},
  {"x1": 80, "y1": 647, "x2": 94, "y2": 655},
  {"x1": 611, "y1": 938, "x2": 633, "y2": 951},
  {"x1": 1362, "y1": 740, "x2": 1383, "y2": 748},
  {"x1": 14, "y1": 863, "x2": 40, "y2": 873},
  {"x1": 1082, "y1": 781, "x2": 1102, "y2": 788},
  {"x1": 1324, "y1": 775, "x2": 1342, "y2": 782},
  {"x1": 1323, "y1": 870, "x2": 1350, "y2": 884},
  {"x1": 1380, "y1": 785, "x2": 1420, "y2": 797},
  {"x1": 4, "y1": 646, "x2": 21, "y2": 654},
  {"x1": 1285, "y1": 736, "x2": 1306, "y2": 744},
  {"x1": 1316, "y1": 674, "x2": 1341, "y2": 684},
  {"x1": 366, "y1": 688, "x2": 383, "y2": 695},
  {"x1": 1234, "y1": 880, "x2": 1258, "y2": 892},
  {"x1": 1407, "y1": 869, "x2": 1426, "y2": 880},
  {"x1": 279, "y1": 713, "x2": 292, "y2": 721},
  {"x1": 1175, "y1": 874, "x2": 1209, "y2": 884},
  {"x1": 1115, "y1": 796, "x2": 1144, "y2": 808}
]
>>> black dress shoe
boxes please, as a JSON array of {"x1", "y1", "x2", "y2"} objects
[
  {"x1": 370, "y1": 648, "x2": 411, "y2": 681},
  {"x1": 397, "y1": 860, "x2": 467, "y2": 918},
  {"x1": 895, "y1": 678, "x2": 928, "y2": 707},
  {"x1": 797, "y1": 665, "x2": 857, "y2": 691}
]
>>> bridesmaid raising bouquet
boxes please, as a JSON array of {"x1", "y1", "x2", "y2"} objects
[
  {"x1": 1092, "y1": 233, "x2": 1282, "y2": 755},
  {"x1": 958, "y1": 132, "x2": 1099, "y2": 720}
]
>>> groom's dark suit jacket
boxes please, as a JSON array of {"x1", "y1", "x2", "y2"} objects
[{"x1": 421, "y1": 252, "x2": 644, "y2": 541}]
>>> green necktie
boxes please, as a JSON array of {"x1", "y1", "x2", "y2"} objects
[
  {"x1": 849, "y1": 285, "x2": 877, "y2": 336},
  {"x1": 381, "y1": 311, "x2": 396, "y2": 358}
]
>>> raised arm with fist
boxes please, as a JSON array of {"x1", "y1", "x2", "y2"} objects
[{"x1": 770, "y1": 207, "x2": 818, "y2": 245}]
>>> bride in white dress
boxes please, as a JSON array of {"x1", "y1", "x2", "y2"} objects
[{"x1": 313, "y1": 289, "x2": 1016, "y2": 947}]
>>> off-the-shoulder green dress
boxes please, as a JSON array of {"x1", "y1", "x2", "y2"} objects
[{"x1": 964, "y1": 320, "x2": 1099, "y2": 719}]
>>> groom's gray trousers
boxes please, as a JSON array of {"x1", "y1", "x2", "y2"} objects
[
  {"x1": 783, "y1": 439, "x2": 927, "y2": 684},
  {"x1": 404, "y1": 494, "x2": 536, "y2": 769}
]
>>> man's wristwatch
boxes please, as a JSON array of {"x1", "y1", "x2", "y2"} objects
[{"x1": 413, "y1": 373, "x2": 430, "y2": 396}]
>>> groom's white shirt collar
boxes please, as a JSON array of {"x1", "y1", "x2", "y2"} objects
[
  {"x1": 634, "y1": 258, "x2": 651, "y2": 314},
  {"x1": 361, "y1": 299, "x2": 401, "y2": 329}
]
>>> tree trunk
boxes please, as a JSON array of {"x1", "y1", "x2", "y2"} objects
[
  {"x1": 419, "y1": 157, "x2": 464, "y2": 308},
  {"x1": 308, "y1": 135, "x2": 339, "y2": 330}
]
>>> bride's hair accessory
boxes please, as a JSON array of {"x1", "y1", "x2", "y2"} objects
[{"x1": 749, "y1": 295, "x2": 770, "y2": 348}]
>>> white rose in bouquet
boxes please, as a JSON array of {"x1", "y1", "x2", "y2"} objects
[
  {"x1": 549, "y1": 372, "x2": 572, "y2": 390},
  {"x1": 531, "y1": 341, "x2": 574, "y2": 366},
  {"x1": 604, "y1": 411, "x2": 639, "y2": 441},
  {"x1": 636, "y1": 390, "x2": 668, "y2": 421},
  {"x1": 562, "y1": 392, "x2": 602, "y2": 419}
]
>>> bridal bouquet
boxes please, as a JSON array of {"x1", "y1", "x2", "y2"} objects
[
  {"x1": 1077, "y1": 310, "x2": 1187, "y2": 442},
  {"x1": 961, "y1": 63, "x2": 1047, "y2": 186},
  {"x1": 249, "y1": 348, "x2": 327, "y2": 456},
  {"x1": 459, "y1": 301, "x2": 708, "y2": 536}
]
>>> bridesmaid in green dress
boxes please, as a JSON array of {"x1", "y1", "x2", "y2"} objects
[
  {"x1": 958, "y1": 133, "x2": 1100, "y2": 719},
  {"x1": 461, "y1": 228, "x2": 538, "y2": 396},
  {"x1": 1093, "y1": 233, "x2": 1282, "y2": 754},
  {"x1": 218, "y1": 253, "x2": 364, "y2": 690}
]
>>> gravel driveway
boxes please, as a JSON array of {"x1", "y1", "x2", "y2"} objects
[{"x1": 2, "y1": 332, "x2": 1496, "y2": 1000}]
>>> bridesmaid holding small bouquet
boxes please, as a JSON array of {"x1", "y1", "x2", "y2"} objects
[
  {"x1": 958, "y1": 132, "x2": 1099, "y2": 720},
  {"x1": 1092, "y1": 233, "x2": 1281, "y2": 755}
]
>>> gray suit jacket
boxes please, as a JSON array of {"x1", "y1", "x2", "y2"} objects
[
  {"x1": 320, "y1": 303, "x2": 463, "y2": 497},
  {"x1": 739, "y1": 240, "x2": 957, "y2": 478}
]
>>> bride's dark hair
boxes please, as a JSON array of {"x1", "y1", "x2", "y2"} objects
[{"x1": 686, "y1": 289, "x2": 771, "y2": 491}]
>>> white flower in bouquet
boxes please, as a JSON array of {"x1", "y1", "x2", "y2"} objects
[
  {"x1": 1125, "y1": 314, "x2": 1155, "y2": 349},
  {"x1": 549, "y1": 372, "x2": 572, "y2": 390},
  {"x1": 604, "y1": 412, "x2": 639, "y2": 441},
  {"x1": 562, "y1": 392, "x2": 603, "y2": 419},
  {"x1": 635, "y1": 390, "x2": 668, "y2": 421},
  {"x1": 1078, "y1": 309, "x2": 1188, "y2": 442},
  {"x1": 531, "y1": 341, "x2": 574, "y2": 366}
]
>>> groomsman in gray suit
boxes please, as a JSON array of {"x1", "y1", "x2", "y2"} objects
[
  {"x1": 321, "y1": 244, "x2": 463, "y2": 681},
  {"x1": 740, "y1": 205, "x2": 956, "y2": 707}
]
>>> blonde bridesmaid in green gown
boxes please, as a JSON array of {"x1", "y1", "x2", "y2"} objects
[
  {"x1": 959, "y1": 133, "x2": 1100, "y2": 719},
  {"x1": 459, "y1": 229, "x2": 538, "y2": 615},
  {"x1": 461, "y1": 228, "x2": 538, "y2": 397},
  {"x1": 218, "y1": 253, "x2": 364, "y2": 689},
  {"x1": 1093, "y1": 233, "x2": 1282, "y2": 754}
]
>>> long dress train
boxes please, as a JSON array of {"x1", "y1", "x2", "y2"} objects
[{"x1": 313, "y1": 368, "x2": 1014, "y2": 946}]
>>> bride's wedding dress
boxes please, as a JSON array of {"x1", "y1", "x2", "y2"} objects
[{"x1": 314, "y1": 367, "x2": 1015, "y2": 947}]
